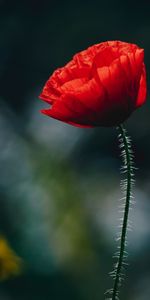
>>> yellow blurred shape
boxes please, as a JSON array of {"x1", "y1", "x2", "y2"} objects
[{"x1": 0, "y1": 236, "x2": 22, "y2": 280}]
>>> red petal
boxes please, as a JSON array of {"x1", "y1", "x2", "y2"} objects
[
  {"x1": 61, "y1": 78, "x2": 105, "y2": 114},
  {"x1": 136, "y1": 63, "x2": 147, "y2": 107},
  {"x1": 93, "y1": 58, "x2": 132, "y2": 125},
  {"x1": 92, "y1": 46, "x2": 118, "y2": 69},
  {"x1": 60, "y1": 77, "x2": 88, "y2": 92},
  {"x1": 41, "y1": 77, "x2": 105, "y2": 127},
  {"x1": 41, "y1": 99, "x2": 94, "y2": 128}
]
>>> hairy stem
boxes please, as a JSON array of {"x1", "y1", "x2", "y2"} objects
[{"x1": 106, "y1": 124, "x2": 135, "y2": 300}]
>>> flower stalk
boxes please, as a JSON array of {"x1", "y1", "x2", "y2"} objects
[{"x1": 106, "y1": 124, "x2": 135, "y2": 300}]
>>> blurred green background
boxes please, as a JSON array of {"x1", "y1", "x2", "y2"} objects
[{"x1": 0, "y1": 0, "x2": 150, "y2": 299}]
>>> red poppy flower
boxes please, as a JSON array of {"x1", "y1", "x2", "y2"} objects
[{"x1": 39, "y1": 41, "x2": 147, "y2": 127}]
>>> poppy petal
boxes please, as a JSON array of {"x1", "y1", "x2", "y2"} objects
[{"x1": 136, "y1": 64, "x2": 147, "y2": 107}]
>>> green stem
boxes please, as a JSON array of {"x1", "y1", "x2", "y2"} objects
[{"x1": 111, "y1": 124, "x2": 134, "y2": 300}]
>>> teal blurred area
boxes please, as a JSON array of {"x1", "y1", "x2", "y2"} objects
[{"x1": 0, "y1": 0, "x2": 150, "y2": 299}]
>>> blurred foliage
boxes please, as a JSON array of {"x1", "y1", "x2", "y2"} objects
[
  {"x1": 0, "y1": 0, "x2": 150, "y2": 300},
  {"x1": 0, "y1": 236, "x2": 22, "y2": 281}
]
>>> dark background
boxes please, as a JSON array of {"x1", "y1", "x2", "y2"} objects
[{"x1": 0, "y1": 1, "x2": 150, "y2": 299}]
